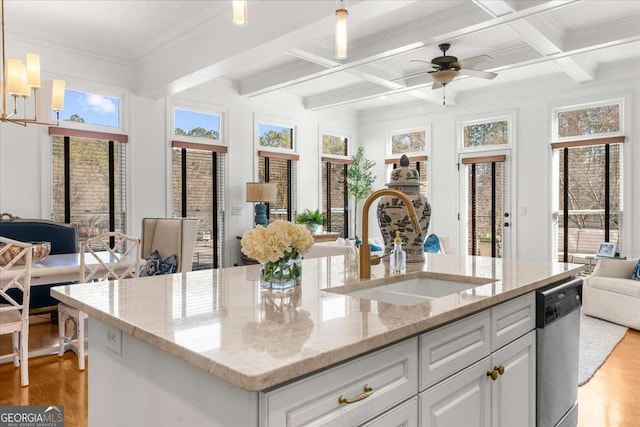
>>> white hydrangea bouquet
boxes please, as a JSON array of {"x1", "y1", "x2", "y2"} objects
[{"x1": 241, "y1": 220, "x2": 314, "y2": 288}]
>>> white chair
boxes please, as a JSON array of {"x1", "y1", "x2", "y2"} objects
[
  {"x1": 0, "y1": 237, "x2": 33, "y2": 386},
  {"x1": 583, "y1": 257, "x2": 640, "y2": 330},
  {"x1": 58, "y1": 232, "x2": 140, "y2": 370},
  {"x1": 141, "y1": 217, "x2": 199, "y2": 273}
]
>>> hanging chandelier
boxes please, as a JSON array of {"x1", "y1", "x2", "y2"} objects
[
  {"x1": 335, "y1": 0, "x2": 348, "y2": 60},
  {"x1": 1, "y1": 0, "x2": 65, "y2": 127}
]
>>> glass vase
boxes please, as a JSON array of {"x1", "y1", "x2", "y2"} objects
[{"x1": 260, "y1": 255, "x2": 302, "y2": 289}]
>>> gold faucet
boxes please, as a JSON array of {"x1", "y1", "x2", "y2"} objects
[{"x1": 359, "y1": 189, "x2": 422, "y2": 279}]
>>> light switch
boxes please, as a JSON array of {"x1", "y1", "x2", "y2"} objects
[{"x1": 231, "y1": 206, "x2": 242, "y2": 216}]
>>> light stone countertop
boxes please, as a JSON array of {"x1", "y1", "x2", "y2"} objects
[{"x1": 51, "y1": 254, "x2": 583, "y2": 392}]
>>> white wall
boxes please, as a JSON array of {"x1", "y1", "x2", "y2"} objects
[
  {"x1": 0, "y1": 40, "x2": 358, "y2": 267},
  {"x1": 359, "y1": 69, "x2": 640, "y2": 261}
]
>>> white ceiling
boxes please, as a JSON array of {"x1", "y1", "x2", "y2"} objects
[{"x1": 4, "y1": 0, "x2": 640, "y2": 111}]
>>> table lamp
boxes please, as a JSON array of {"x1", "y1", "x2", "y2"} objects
[{"x1": 246, "y1": 182, "x2": 278, "y2": 227}]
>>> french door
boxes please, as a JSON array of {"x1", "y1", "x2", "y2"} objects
[{"x1": 459, "y1": 153, "x2": 512, "y2": 258}]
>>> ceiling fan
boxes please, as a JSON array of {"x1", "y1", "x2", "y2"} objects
[{"x1": 404, "y1": 43, "x2": 498, "y2": 104}]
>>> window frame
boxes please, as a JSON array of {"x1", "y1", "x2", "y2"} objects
[
  {"x1": 458, "y1": 114, "x2": 513, "y2": 153},
  {"x1": 387, "y1": 127, "x2": 428, "y2": 158},
  {"x1": 318, "y1": 127, "x2": 351, "y2": 234},
  {"x1": 171, "y1": 105, "x2": 224, "y2": 146},
  {"x1": 167, "y1": 101, "x2": 229, "y2": 268},
  {"x1": 552, "y1": 98, "x2": 624, "y2": 143},
  {"x1": 254, "y1": 114, "x2": 298, "y2": 155},
  {"x1": 53, "y1": 84, "x2": 127, "y2": 135}
]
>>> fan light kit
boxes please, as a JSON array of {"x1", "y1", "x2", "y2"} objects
[{"x1": 408, "y1": 42, "x2": 498, "y2": 105}]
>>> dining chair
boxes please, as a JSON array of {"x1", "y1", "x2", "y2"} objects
[
  {"x1": 58, "y1": 231, "x2": 140, "y2": 370},
  {"x1": 0, "y1": 237, "x2": 33, "y2": 386}
]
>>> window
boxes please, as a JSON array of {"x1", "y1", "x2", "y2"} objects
[
  {"x1": 458, "y1": 115, "x2": 514, "y2": 258},
  {"x1": 551, "y1": 100, "x2": 624, "y2": 262},
  {"x1": 258, "y1": 123, "x2": 293, "y2": 149},
  {"x1": 174, "y1": 108, "x2": 221, "y2": 141},
  {"x1": 321, "y1": 132, "x2": 350, "y2": 237},
  {"x1": 171, "y1": 107, "x2": 227, "y2": 269},
  {"x1": 387, "y1": 129, "x2": 428, "y2": 195},
  {"x1": 256, "y1": 117, "x2": 298, "y2": 222},
  {"x1": 50, "y1": 127, "x2": 127, "y2": 241},
  {"x1": 391, "y1": 130, "x2": 426, "y2": 155},
  {"x1": 461, "y1": 117, "x2": 510, "y2": 149},
  {"x1": 55, "y1": 89, "x2": 120, "y2": 128},
  {"x1": 258, "y1": 152, "x2": 298, "y2": 222}
]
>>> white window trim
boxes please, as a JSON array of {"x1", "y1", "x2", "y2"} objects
[
  {"x1": 457, "y1": 114, "x2": 513, "y2": 153},
  {"x1": 254, "y1": 113, "x2": 298, "y2": 156},
  {"x1": 319, "y1": 126, "x2": 352, "y2": 159},
  {"x1": 54, "y1": 82, "x2": 128, "y2": 135},
  {"x1": 387, "y1": 127, "x2": 429, "y2": 158},
  {"x1": 551, "y1": 98, "x2": 624, "y2": 142},
  {"x1": 171, "y1": 104, "x2": 225, "y2": 146}
]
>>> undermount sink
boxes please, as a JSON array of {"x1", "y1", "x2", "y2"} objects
[{"x1": 331, "y1": 274, "x2": 494, "y2": 306}]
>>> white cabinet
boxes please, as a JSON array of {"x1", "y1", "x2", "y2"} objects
[
  {"x1": 362, "y1": 397, "x2": 418, "y2": 427},
  {"x1": 259, "y1": 292, "x2": 537, "y2": 427},
  {"x1": 491, "y1": 330, "x2": 536, "y2": 427},
  {"x1": 420, "y1": 357, "x2": 492, "y2": 427},
  {"x1": 420, "y1": 331, "x2": 536, "y2": 427},
  {"x1": 260, "y1": 338, "x2": 418, "y2": 427}
]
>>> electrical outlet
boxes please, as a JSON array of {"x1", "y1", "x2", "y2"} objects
[{"x1": 105, "y1": 327, "x2": 122, "y2": 356}]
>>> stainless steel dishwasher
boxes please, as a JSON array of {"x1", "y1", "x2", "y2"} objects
[{"x1": 536, "y1": 277, "x2": 583, "y2": 427}]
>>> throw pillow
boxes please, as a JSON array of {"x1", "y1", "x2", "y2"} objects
[
  {"x1": 140, "y1": 250, "x2": 178, "y2": 276},
  {"x1": 629, "y1": 260, "x2": 640, "y2": 280},
  {"x1": 370, "y1": 244, "x2": 383, "y2": 252},
  {"x1": 424, "y1": 234, "x2": 441, "y2": 253}
]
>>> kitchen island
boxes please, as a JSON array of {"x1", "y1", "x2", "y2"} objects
[{"x1": 51, "y1": 254, "x2": 582, "y2": 426}]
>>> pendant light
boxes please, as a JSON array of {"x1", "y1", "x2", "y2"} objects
[
  {"x1": 335, "y1": 0, "x2": 348, "y2": 60},
  {"x1": 232, "y1": 0, "x2": 248, "y2": 27}
]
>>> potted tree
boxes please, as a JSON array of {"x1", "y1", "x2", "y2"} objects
[
  {"x1": 346, "y1": 146, "x2": 376, "y2": 240},
  {"x1": 295, "y1": 209, "x2": 325, "y2": 234}
]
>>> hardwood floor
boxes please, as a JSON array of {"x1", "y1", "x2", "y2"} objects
[
  {"x1": 1, "y1": 320, "x2": 639, "y2": 427},
  {"x1": 578, "y1": 328, "x2": 640, "y2": 427}
]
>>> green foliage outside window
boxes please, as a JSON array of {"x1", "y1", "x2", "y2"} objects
[
  {"x1": 557, "y1": 104, "x2": 620, "y2": 138},
  {"x1": 322, "y1": 134, "x2": 348, "y2": 156},
  {"x1": 463, "y1": 121, "x2": 508, "y2": 147}
]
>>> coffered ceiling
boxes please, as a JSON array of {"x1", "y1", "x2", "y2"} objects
[{"x1": 5, "y1": 0, "x2": 640, "y2": 111}]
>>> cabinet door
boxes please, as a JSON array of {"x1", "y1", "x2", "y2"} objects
[
  {"x1": 491, "y1": 330, "x2": 536, "y2": 427},
  {"x1": 362, "y1": 397, "x2": 418, "y2": 427},
  {"x1": 420, "y1": 357, "x2": 492, "y2": 427}
]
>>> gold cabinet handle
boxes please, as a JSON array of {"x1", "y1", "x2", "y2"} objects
[
  {"x1": 486, "y1": 369, "x2": 499, "y2": 381},
  {"x1": 338, "y1": 384, "x2": 374, "y2": 404},
  {"x1": 495, "y1": 365, "x2": 505, "y2": 376}
]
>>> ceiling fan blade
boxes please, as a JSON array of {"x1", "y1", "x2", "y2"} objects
[
  {"x1": 460, "y1": 68, "x2": 498, "y2": 80},
  {"x1": 458, "y1": 54, "x2": 493, "y2": 69}
]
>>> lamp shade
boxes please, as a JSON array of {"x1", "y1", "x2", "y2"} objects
[{"x1": 246, "y1": 182, "x2": 277, "y2": 203}]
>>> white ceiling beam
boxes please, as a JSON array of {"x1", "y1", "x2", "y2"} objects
[
  {"x1": 286, "y1": 46, "x2": 406, "y2": 90},
  {"x1": 241, "y1": 0, "x2": 580, "y2": 97},
  {"x1": 474, "y1": 0, "x2": 595, "y2": 82},
  {"x1": 135, "y1": 1, "x2": 368, "y2": 98}
]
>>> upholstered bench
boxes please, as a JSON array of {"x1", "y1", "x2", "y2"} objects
[
  {"x1": 0, "y1": 218, "x2": 78, "y2": 314},
  {"x1": 583, "y1": 257, "x2": 640, "y2": 330}
]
